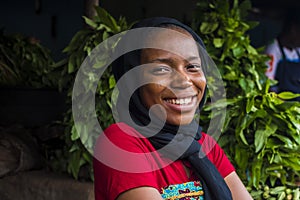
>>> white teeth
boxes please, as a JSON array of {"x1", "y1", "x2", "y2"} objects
[{"x1": 166, "y1": 97, "x2": 192, "y2": 105}]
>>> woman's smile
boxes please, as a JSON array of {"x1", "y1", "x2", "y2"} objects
[{"x1": 163, "y1": 95, "x2": 198, "y2": 111}]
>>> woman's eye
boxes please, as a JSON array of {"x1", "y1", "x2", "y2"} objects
[
  {"x1": 151, "y1": 66, "x2": 171, "y2": 75},
  {"x1": 186, "y1": 64, "x2": 202, "y2": 72}
]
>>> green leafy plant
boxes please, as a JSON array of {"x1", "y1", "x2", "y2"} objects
[
  {"x1": 55, "y1": 7, "x2": 130, "y2": 180},
  {"x1": 0, "y1": 31, "x2": 57, "y2": 88},
  {"x1": 193, "y1": 0, "x2": 300, "y2": 199}
]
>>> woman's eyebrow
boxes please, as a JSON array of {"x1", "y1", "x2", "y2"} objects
[
  {"x1": 148, "y1": 56, "x2": 200, "y2": 64},
  {"x1": 186, "y1": 56, "x2": 201, "y2": 62},
  {"x1": 147, "y1": 58, "x2": 172, "y2": 63}
]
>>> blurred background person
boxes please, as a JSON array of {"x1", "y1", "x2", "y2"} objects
[{"x1": 264, "y1": 7, "x2": 300, "y2": 100}]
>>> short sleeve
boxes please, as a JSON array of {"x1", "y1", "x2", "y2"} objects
[
  {"x1": 199, "y1": 133, "x2": 235, "y2": 178},
  {"x1": 93, "y1": 158, "x2": 158, "y2": 200},
  {"x1": 93, "y1": 123, "x2": 160, "y2": 200}
]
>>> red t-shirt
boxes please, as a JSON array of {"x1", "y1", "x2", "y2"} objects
[{"x1": 93, "y1": 122, "x2": 235, "y2": 200}]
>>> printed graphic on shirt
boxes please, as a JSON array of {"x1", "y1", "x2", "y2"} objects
[{"x1": 160, "y1": 181, "x2": 204, "y2": 200}]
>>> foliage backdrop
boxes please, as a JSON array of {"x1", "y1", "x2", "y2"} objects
[
  {"x1": 54, "y1": 1, "x2": 300, "y2": 199},
  {"x1": 193, "y1": 0, "x2": 300, "y2": 199}
]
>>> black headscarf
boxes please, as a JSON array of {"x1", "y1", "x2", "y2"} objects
[{"x1": 112, "y1": 17, "x2": 232, "y2": 200}]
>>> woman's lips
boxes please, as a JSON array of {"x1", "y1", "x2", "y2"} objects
[
  {"x1": 164, "y1": 96, "x2": 193, "y2": 105},
  {"x1": 163, "y1": 95, "x2": 198, "y2": 112}
]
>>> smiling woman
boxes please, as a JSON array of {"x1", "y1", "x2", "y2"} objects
[
  {"x1": 93, "y1": 17, "x2": 253, "y2": 200},
  {"x1": 138, "y1": 26, "x2": 206, "y2": 126}
]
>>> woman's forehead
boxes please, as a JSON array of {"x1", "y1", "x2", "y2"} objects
[{"x1": 141, "y1": 29, "x2": 200, "y2": 60}]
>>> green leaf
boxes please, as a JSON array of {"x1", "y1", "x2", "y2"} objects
[
  {"x1": 234, "y1": 146, "x2": 250, "y2": 171},
  {"x1": 246, "y1": 95, "x2": 255, "y2": 113},
  {"x1": 273, "y1": 134, "x2": 295, "y2": 149},
  {"x1": 71, "y1": 125, "x2": 80, "y2": 141},
  {"x1": 94, "y1": 7, "x2": 120, "y2": 33},
  {"x1": 102, "y1": 31, "x2": 110, "y2": 40},
  {"x1": 203, "y1": 98, "x2": 239, "y2": 111},
  {"x1": 68, "y1": 55, "x2": 76, "y2": 73},
  {"x1": 223, "y1": 70, "x2": 238, "y2": 80},
  {"x1": 109, "y1": 75, "x2": 116, "y2": 89},
  {"x1": 213, "y1": 38, "x2": 223, "y2": 48},
  {"x1": 232, "y1": 46, "x2": 245, "y2": 58},
  {"x1": 83, "y1": 16, "x2": 98, "y2": 29},
  {"x1": 251, "y1": 158, "x2": 263, "y2": 188},
  {"x1": 82, "y1": 151, "x2": 92, "y2": 164},
  {"x1": 200, "y1": 22, "x2": 219, "y2": 34},
  {"x1": 69, "y1": 143, "x2": 80, "y2": 153},
  {"x1": 277, "y1": 91, "x2": 300, "y2": 100},
  {"x1": 254, "y1": 124, "x2": 277, "y2": 153},
  {"x1": 246, "y1": 45, "x2": 257, "y2": 55},
  {"x1": 80, "y1": 125, "x2": 90, "y2": 145}
]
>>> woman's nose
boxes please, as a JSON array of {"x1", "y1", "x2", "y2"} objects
[{"x1": 171, "y1": 71, "x2": 193, "y2": 89}]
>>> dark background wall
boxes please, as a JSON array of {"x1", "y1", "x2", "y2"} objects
[
  {"x1": 0, "y1": 0, "x2": 84, "y2": 60},
  {"x1": 100, "y1": 0, "x2": 198, "y2": 23},
  {"x1": 0, "y1": 0, "x2": 199, "y2": 60},
  {"x1": 0, "y1": 0, "x2": 298, "y2": 60}
]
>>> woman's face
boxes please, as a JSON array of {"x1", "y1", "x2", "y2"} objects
[{"x1": 139, "y1": 28, "x2": 206, "y2": 125}]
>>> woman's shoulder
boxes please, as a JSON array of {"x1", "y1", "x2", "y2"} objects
[
  {"x1": 199, "y1": 133, "x2": 235, "y2": 177},
  {"x1": 198, "y1": 133, "x2": 223, "y2": 161},
  {"x1": 198, "y1": 132, "x2": 217, "y2": 146},
  {"x1": 105, "y1": 122, "x2": 136, "y2": 133},
  {"x1": 104, "y1": 122, "x2": 143, "y2": 140},
  {"x1": 98, "y1": 122, "x2": 154, "y2": 152}
]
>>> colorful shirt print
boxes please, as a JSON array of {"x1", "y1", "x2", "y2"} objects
[{"x1": 160, "y1": 181, "x2": 204, "y2": 200}]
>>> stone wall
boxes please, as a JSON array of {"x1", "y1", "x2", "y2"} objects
[{"x1": 0, "y1": 170, "x2": 94, "y2": 200}]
